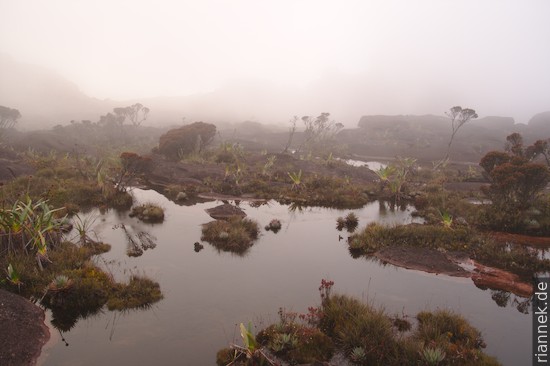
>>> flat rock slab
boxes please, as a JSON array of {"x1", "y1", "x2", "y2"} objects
[
  {"x1": 374, "y1": 246, "x2": 533, "y2": 297},
  {"x1": 374, "y1": 246, "x2": 469, "y2": 277},
  {"x1": 0, "y1": 289, "x2": 50, "y2": 366},
  {"x1": 205, "y1": 204, "x2": 246, "y2": 220}
]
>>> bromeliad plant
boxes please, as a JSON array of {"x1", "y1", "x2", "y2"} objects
[
  {"x1": 288, "y1": 170, "x2": 303, "y2": 190},
  {"x1": 6, "y1": 263, "x2": 23, "y2": 290},
  {"x1": 0, "y1": 197, "x2": 65, "y2": 269},
  {"x1": 216, "y1": 322, "x2": 277, "y2": 365}
]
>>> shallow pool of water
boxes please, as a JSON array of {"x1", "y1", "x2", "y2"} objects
[
  {"x1": 39, "y1": 189, "x2": 530, "y2": 366},
  {"x1": 341, "y1": 158, "x2": 387, "y2": 171}
]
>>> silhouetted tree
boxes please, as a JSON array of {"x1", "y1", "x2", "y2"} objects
[
  {"x1": 116, "y1": 152, "x2": 154, "y2": 191},
  {"x1": 504, "y1": 132, "x2": 524, "y2": 157},
  {"x1": 113, "y1": 103, "x2": 150, "y2": 127},
  {"x1": 282, "y1": 116, "x2": 298, "y2": 154},
  {"x1": 526, "y1": 139, "x2": 550, "y2": 166},
  {"x1": 0, "y1": 105, "x2": 21, "y2": 138},
  {"x1": 297, "y1": 112, "x2": 344, "y2": 155},
  {"x1": 98, "y1": 112, "x2": 125, "y2": 127},
  {"x1": 158, "y1": 122, "x2": 216, "y2": 160},
  {"x1": 435, "y1": 106, "x2": 478, "y2": 169}
]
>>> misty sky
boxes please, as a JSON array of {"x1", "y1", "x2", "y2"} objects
[{"x1": 1, "y1": 0, "x2": 550, "y2": 124}]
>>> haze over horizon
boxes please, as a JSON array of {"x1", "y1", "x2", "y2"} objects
[{"x1": 1, "y1": 0, "x2": 550, "y2": 126}]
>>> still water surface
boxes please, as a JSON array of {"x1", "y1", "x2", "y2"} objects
[{"x1": 39, "y1": 188, "x2": 530, "y2": 365}]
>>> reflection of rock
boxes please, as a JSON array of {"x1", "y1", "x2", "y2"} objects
[
  {"x1": 471, "y1": 261, "x2": 533, "y2": 298},
  {"x1": 372, "y1": 246, "x2": 533, "y2": 298},
  {"x1": 205, "y1": 204, "x2": 246, "y2": 220}
]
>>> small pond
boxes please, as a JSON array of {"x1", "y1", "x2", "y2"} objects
[
  {"x1": 39, "y1": 188, "x2": 530, "y2": 366},
  {"x1": 341, "y1": 158, "x2": 387, "y2": 171}
]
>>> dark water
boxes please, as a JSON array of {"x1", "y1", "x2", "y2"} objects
[{"x1": 38, "y1": 189, "x2": 530, "y2": 366}]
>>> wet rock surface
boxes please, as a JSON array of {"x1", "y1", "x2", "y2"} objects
[
  {"x1": 205, "y1": 203, "x2": 247, "y2": 220},
  {"x1": 0, "y1": 289, "x2": 50, "y2": 366}
]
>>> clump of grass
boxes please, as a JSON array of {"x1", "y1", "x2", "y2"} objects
[
  {"x1": 129, "y1": 202, "x2": 165, "y2": 223},
  {"x1": 256, "y1": 308, "x2": 334, "y2": 364},
  {"x1": 201, "y1": 216, "x2": 260, "y2": 254},
  {"x1": 415, "y1": 310, "x2": 499, "y2": 365},
  {"x1": 264, "y1": 219, "x2": 282, "y2": 233},
  {"x1": 215, "y1": 281, "x2": 500, "y2": 366},
  {"x1": 107, "y1": 275, "x2": 163, "y2": 311},
  {"x1": 348, "y1": 223, "x2": 477, "y2": 254},
  {"x1": 336, "y1": 212, "x2": 360, "y2": 233},
  {"x1": 348, "y1": 222, "x2": 550, "y2": 276},
  {"x1": 320, "y1": 294, "x2": 396, "y2": 363}
]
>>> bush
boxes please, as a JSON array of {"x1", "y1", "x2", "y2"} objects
[
  {"x1": 201, "y1": 216, "x2": 260, "y2": 254},
  {"x1": 129, "y1": 203, "x2": 165, "y2": 223},
  {"x1": 320, "y1": 294, "x2": 395, "y2": 363},
  {"x1": 348, "y1": 223, "x2": 477, "y2": 254},
  {"x1": 158, "y1": 122, "x2": 216, "y2": 160},
  {"x1": 415, "y1": 310, "x2": 498, "y2": 365}
]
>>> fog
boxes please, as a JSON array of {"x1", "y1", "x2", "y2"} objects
[{"x1": 1, "y1": 0, "x2": 549, "y2": 127}]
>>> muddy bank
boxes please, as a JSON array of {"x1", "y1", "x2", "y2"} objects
[
  {"x1": 0, "y1": 289, "x2": 50, "y2": 366},
  {"x1": 374, "y1": 246, "x2": 533, "y2": 298}
]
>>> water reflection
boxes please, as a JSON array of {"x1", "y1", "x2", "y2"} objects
[
  {"x1": 113, "y1": 223, "x2": 157, "y2": 257},
  {"x1": 40, "y1": 188, "x2": 530, "y2": 366}
]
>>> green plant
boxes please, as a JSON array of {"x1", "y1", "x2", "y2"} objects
[
  {"x1": 201, "y1": 217, "x2": 260, "y2": 255},
  {"x1": 0, "y1": 197, "x2": 64, "y2": 269},
  {"x1": 345, "y1": 212, "x2": 359, "y2": 232},
  {"x1": 6, "y1": 263, "x2": 23, "y2": 289},
  {"x1": 421, "y1": 346, "x2": 446, "y2": 365},
  {"x1": 375, "y1": 165, "x2": 396, "y2": 184},
  {"x1": 288, "y1": 170, "x2": 303, "y2": 190},
  {"x1": 439, "y1": 210, "x2": 453, "y2": 229},
  {"x1": 350, "y1": 346, "x2": 367, "y2": 364},
  {"x1": 262, "y1": 155, "x2": 277, "y2": 176},
  {"x1": 47, "y1": 274, "x2": 74, "y2": 293},
  {"x1": 72, "y1": 214, "x2": 98, "y2": 246},
  {"x1": 129, "y1": 203, "x2": 165, "y2": 223}
]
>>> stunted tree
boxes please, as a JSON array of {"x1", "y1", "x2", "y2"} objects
[
  {"x1": 0, "y1": 105, "x2": 21, "y2": 138},
  {"x1": 435, "y1": 106, "x2": 478, "y2": 169},
  {"x1": 282, "y1": 116, "x2": 298, "y2": 154},
  {"x1": 526, "y1": 139, "x2": 550, "y2": 166},
  {"x1": 98, "y1": 112, "x2": 125, "y2": 127},
  {"x1": 113, "y1": 103, "x2": 150, "y2": 127},
  {"x1": 297, "y1": 112, "x2": 344, "y2": 155},
  {"x1": 480, "y1": 133, "x2": 550, "y2": 231}
]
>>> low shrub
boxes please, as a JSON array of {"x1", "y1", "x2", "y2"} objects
[
  {"x1": 129, "y1": 203, "x2": 165, "y2": 223},
  {"x1": 201, "y1": 216, "x2": 260, "y2": 254}
]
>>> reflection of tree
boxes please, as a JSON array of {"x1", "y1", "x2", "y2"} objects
[
  {"x1": 489, "y1": 289, "x2": 531, "y2": 314},
  {"x1": 378, "y1": 200, "x2": 387, "y2": 216},
  {"x1": 513, "y1": 297, "x2": 531, "y2": 314},
  {"x1": 490, "y1": 290, "x2": 510, "y2": 307},
  {"x1": 114, "y1": 224, "x2": 158, "y2": 257}
]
